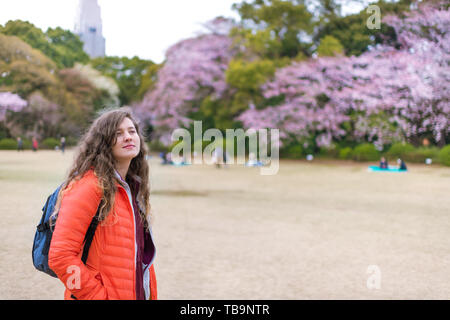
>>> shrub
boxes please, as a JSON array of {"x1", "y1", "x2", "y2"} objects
[
  {"x1": 438, "y1": 145, "x2": 450, "y2": 166},
  {"x1": 318, "y1": 144, "x2": 339, "y2": 158},
  {"x1": 404, "y1": 147, "x2": 440, "y2": 163},
  {"x1": 280, "y1": 144, "x2": 303, "y2": 159},
  {"x1": 0, "y1": 138, "x2": 17, "y2": 150},
  {"x1": 288, "y1": 145, "x2": 303, "y2": 159},
  {"x1": 65, "y1": 136, "x2": 78, "y2": 147},
  {"x1": 352, "y1": 143, "x2": 380, "y2": 161},
  {"x1": 147, "y1": 140, "x2": 169, "y2": 153},
  {"x1": 41, "y1": 138, "x2": 60, "y2": 150},
  {"x1": 387, "y1": 142, "x2": 415, "y2": 159},
  {"x1": 22, "y1": 139, "x2": 32, "y2": 150},
  {"x1": 339, "y1": 147, "x2": 353, "y2": 160}
]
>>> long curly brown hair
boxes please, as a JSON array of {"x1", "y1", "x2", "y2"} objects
[{"x1": 52, "y1": 107, "x2": 151, "y2": 227}]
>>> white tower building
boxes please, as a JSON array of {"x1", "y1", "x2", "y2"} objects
[{"x1": 74, "y1": 0, "x2": 106, "y2": 58}]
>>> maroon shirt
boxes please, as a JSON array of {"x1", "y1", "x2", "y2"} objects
[{"x1": 130, "y1": 180, "x2": 155, "y2": 300}]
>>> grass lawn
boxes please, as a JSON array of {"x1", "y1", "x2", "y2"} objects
[{"x1": 0, "y1": 149, "x2": 449, "y2": 299}]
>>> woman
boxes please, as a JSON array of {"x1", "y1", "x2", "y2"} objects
[{"x1": 48, "y1": 108, "x2": 157, "y2": 300}]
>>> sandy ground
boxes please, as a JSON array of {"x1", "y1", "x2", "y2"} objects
[{"x1": 0, "y1": 149, "x2": 449, "y2": 299}]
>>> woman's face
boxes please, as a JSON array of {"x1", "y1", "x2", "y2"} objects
[{"x1": 112, "y1": 117, "x2": 141, "y2": 163}]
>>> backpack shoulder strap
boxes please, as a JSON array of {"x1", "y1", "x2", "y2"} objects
[
  {"x1": 80, "y1": 201, "x2": 103, "y2": 264},
  {"x1": 70, "y1": 202, "x2": 103, "y2": 300}
]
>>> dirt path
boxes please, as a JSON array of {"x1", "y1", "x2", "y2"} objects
[{"x1": 1, "y1": 150, "x2": 449, "y2": 299}]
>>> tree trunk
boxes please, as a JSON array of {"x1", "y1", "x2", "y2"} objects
[{"x1": 437, "y1": 130, "x2": 446, "y2": 148}]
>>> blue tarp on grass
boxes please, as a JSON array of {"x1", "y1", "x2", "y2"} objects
[{"x1": 368, "y1": 165, "x2": 407, "y2": 172}]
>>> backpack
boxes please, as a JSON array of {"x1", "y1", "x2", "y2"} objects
[{"x1": 32, "y1": 185, "x2": 102, "y2": 277}]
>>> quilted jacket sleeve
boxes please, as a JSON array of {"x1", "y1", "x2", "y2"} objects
[
  {"x1": 48, "y1": 174, "x2": 108, "y2": 300},
  {"x1": 149, "y1": 264, "x2": 157, "y2": 300}
]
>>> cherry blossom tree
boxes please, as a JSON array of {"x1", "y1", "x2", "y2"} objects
[
  {"x1": 134, "y1": 19, "x2": 236, "y2": 145},
  {"x1": 239, "y1": 0, "x2": 449, "y2": 148},
  {"x1": 382, "y1": 0, "x2": 450, "y2": 146},
  {"x1": 0, "y1": 92, "x2": 27, "y2": 122},
  {"x1": 135, "y1": 3, "x2": 448, "y2": 149}
]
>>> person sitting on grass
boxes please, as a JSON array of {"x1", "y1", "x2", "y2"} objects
[
  {"x1": 379, "y1": 157, "x2": 388, "y2": 169},
  {"x1": 397, "y1": 158, "x2": 407, "y2": 171}
]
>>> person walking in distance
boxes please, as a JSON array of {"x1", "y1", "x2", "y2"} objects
[
  {"x1": 60, "y1": 136, "x2": 66, "y2": 154},
  {"x1": 32, "y1": 136, "x2": 38, "y2": 152},
  {"x1": 48, "y1": 108, "x2": 157, "y2": 300},
  {"x1": 17, "y1": 137, "x2": 23, "y2": 151}
]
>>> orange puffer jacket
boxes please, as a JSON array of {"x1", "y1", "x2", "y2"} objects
[{"x1": 48, "y1": 170, "x2": 157, "y2": 300}]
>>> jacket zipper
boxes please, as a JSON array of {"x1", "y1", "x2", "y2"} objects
[
  {"x1": 117, "y1": 183, "x2": 137, "y2": 300},
  {"x1": 114, "y1": 171, "x2": 155, "y2": 300}
]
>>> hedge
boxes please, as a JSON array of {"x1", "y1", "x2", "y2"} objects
[
  {"x1": 439, "y1": 145, "x2": 450, "y2": 166},
  {"x1": 41, "y1": 138, "x2": 60, "y2": 150},
  {"x1": 403, "y1": 147, "x2": 440, "y2": 163},
  {"x1": 283, "y1": 145, "x2": 303, "y2": 159},
  {"x1": 387, "y1": 143, "x2": 415, "y2": 158},
  {"x1": 339, "y1": 147, "x2": 353, "y2": 160},
  {"x1": 352, "y1": 143, "x2": 380, "y2": 161},
  {"x1": 0, "y1": 138, "x2": 17, "y2": 150}
]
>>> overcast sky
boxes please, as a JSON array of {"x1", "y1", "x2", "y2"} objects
[
  {"x1": 0, "y1": 0, "x2": 243, "y2": 63},
  {"x1": 0, "y1": 0, "x2": 367, "y2": 64}
]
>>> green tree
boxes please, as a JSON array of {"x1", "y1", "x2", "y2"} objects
[
  {"x1": 232, "y1": 0, "x2": 314, "y2": 58},
  {"x1": 90, "y1": 56, "x2": 156, "y2": 105},
  {"x1": 314, "y1": 12, "x2": 377, "y2": 56},
  {"x1": 136, "y1": 63, "x2": 162, "y2": 100},
  {"x1": 230, "y1": 27, "x2": 283, "y2": 60},
  {"x1": 317, "y1": 35, "x2": 344, "y2": 56},
  {"x1": 0, "y1": 33, "x2": 106, "y2": 138},
  {"x1": 225, "y1": 58, "x2": 277, "y2": 117},
  {"x1": 314, "y1": 0, "x2": 414, "y2": 56},
  {"x1": 226, "y1": 58, "x2": 276, "y2": 92},
  {"x1": 0, "y1": 20, "x2": 89, "y2": 68},
  {"x1": 0, "y1": 33, "x2": 57, "y2": 97},
  {"x1": 45, "y1": 27, "x2": 89, "y2": 67}
]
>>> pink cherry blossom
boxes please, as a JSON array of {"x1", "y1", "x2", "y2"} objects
[
  {"x1": 134, "y1": 19, "x2": 236, "y2": 144},
  {"x1": 0, "y1": 92, "x2": 27, "y2": 122},
  {"x1": 239, "y1": 1, "x2": 449, "y2": 147}
]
